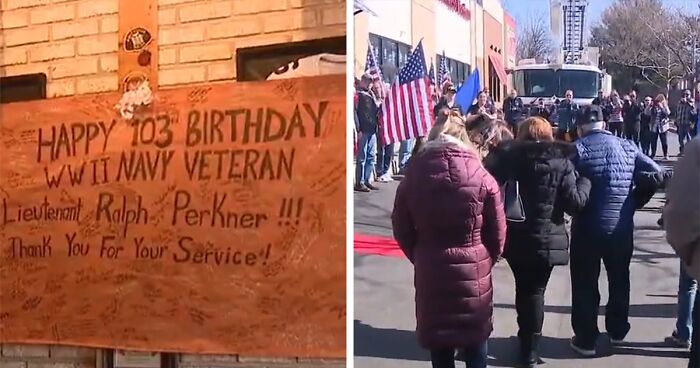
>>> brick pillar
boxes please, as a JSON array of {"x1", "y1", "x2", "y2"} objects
[{"x1": 0, "y1": 344, "x2": 100, "y2": 368}]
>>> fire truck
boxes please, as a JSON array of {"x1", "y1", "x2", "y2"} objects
[
  {"x1": 510, "y1": 0, "x2": 612, "y2": 109},
  {"x1": 510, "y1": 60, "x2": 611, "y2": 107}
]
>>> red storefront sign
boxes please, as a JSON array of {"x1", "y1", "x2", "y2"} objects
[{"x1": 439, "y1": 0, "x2": 471, "y2": 21}]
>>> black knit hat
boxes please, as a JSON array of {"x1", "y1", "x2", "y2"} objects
[{"x1": 580, "y1": 105, "x2": 604, "y2": 125}]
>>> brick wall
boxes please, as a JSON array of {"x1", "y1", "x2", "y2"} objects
[
  {"x1": 156, "y1": 0, "x2": 345, "y2": 87},
  {"x1": 0, "y1": 0, "x2": 120, "y2": 97},
  {"x1": 0, "y1": 0, "x2": 345, "y2": 366},
  {"x1": 0, "y1": 344, "x2": 345, "y2": 368},
  {"x1": 0, "y1": 0, "x2": 345, "y2": 96},
  {"x1": 0, "y1": 344, "x2": 99, "y2": 368}
]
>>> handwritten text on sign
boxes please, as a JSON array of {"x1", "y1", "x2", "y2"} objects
[{"x1": 0, "y1": 76, "x2": 346, "y2": 357}]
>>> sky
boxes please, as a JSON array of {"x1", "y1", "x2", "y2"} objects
[{"x1": 502, "y1": 0, "x2": 699, "y2": 37}]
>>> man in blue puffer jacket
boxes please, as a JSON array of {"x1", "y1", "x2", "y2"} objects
[{"x1": 568, "y1": 105, "x2": 665, "y2": 357}]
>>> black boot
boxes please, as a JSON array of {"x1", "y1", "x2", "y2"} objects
[{"x1": 519, "y1": 333, "x2": 544, "y2": 367}]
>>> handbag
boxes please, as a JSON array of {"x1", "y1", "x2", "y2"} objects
[{"x1": 502, "y1": 180, "x2": 526, "y2": 222}]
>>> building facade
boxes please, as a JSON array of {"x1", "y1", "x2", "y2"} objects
[
  {"x1": 0, "y1": 0, "x2": 344, "y2": 366},
  {"x1": 504, "y1": 13, "x2": 516, "y2": 70},
  {"x1": 1, "y1": 0, "x2": 345, "y2": 100},
  {"x1": 355, "y1": 0, "x2": 513, "y2": 106},
  {"x1": 354, "y1": 0, "x2": 473, "y2": 88},
  {"x1": 481, "y1": 0, "x2": 507, "y2": 103}
]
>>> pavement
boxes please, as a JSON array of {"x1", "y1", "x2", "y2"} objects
[{"x1": 354, "y1": 134, "x2": 692, "y2": 367}]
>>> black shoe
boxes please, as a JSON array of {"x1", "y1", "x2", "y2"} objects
[
  {"x1": 569, "y1": 336, "x2": 596, "y2": 357},
  {"x1": 354, "y1": 184, "x2": 370, "y2": 192},
  {"x1": 518, "y1": 333, "x2": 544, "y2": 367},
  {"x1": 366, "y1": 183, "x2": 380, "y2": 190}
]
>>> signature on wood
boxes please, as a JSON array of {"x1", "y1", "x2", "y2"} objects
[
  {"x1": 188, "y1": 87, "x2": 212, "y2": 103},
  {"x1": 274, "y1": 79, "x2": 299, "y2": 101}
]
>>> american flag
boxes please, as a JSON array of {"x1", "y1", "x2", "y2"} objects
[
  {"x1": 439, "y1": 50, "x2": 451, "y2": 87},
  {"x1": 428, "y1": 59, "x2": 436, "y2": 86},
  {"x1": 365, "y1": 43, "x2": 382, "y2": 82},
  {"x1": 380, "y1": 40, "x2": 434, "y2": 145}
]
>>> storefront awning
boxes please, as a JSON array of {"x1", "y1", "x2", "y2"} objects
[
  {"x1": 488, "y1": 53, "x2": 508, "y2": 85},
  {"x1": 354, "y1": 0, "x2": 378, "y2": 16}
]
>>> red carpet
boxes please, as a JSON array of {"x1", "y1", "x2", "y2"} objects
[{"x1": 354, "y1": 233, "x2": 405, "y2": 257}]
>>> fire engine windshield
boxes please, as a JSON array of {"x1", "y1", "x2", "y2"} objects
[
  {"x1": 513, "y1": 69, "x2": 599, "y2": 99},
  {"x1": 513, "y1": 69, "x2": 555, "y2": 97},
  {"x1": 557, "y1": 70, "x2": 598, "y2": 98}
]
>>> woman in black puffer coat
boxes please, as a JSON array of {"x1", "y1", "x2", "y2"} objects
[{"x1": 484, "y1": 116, "x2": 592, "y2": 368}]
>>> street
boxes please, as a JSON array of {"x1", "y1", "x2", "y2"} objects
[{"x1": 353, "y1": 134, "x2": 690, "y2": 367}]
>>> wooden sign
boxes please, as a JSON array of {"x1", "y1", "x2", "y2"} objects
[{"x1": 0, "y1": 75, "x2": 346, "y2": 357}]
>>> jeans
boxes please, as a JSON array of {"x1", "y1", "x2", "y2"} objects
[
  {"x1": 431, "y1": 342, "x2": 488, "y2": 368},
  {"x1": 689, "y1": 296, "x2": 699, "y2": 368},
  {"x1": 376, "y1": 142, "x2": 395, "y2": 177},
  {"x1": 676, "y1": 261, "x2": 698, "y2": 341},
  {"x1": 650, "y1": 131, "x2": 668, "y2": 158},
  {"x1": 570, "y1": 233, "x2": 634, "y2": 348},
  {"x1": 509, "y1": 260, "x2": 554, "y2": 336},
  {"x1": 678, "y1": 124, "x2": 693, "y2": 153},
  {"x1": 640, "y1": 129, "x2": 652, "y2": 156},
  {"x1": 354, "y1": 132, "x2": 377, "y2": 186},
  {"x1": 398, "y1": 139, "x2": 415, "y2": 170},
  {"x1": 624, "y1": 123, "x2": 640, "y2": 147}
]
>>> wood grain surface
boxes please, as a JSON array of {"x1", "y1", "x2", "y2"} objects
[{"x1": 0, "y1": 75, "x2": 346, "y2": 357}]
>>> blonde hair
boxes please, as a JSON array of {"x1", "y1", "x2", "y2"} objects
[
  {"x1": 428, "y1": 111, "x2": 473, "y2": 148},
  {"x1": 518, "y1": 116, "x2": 554, "y2": 141},
  {"x1": 655, "y1": 94, "x2": 666, "y2": 103}
]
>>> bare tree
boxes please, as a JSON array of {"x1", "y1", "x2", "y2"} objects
[
  {"x1": 516, "y1": 13, "x2": 553, "y2": 62},
  {"x1": 590, "y1": 0, "x2": 697, "y2": 90}
]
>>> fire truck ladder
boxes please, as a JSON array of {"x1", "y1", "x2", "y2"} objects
[{"x1": 562, "y1": 0, "x2": 587, "y2": 63}]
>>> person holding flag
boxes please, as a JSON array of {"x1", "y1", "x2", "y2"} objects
[
  {"x1": 438, "y1": 51, "x2": 453, "y2": 104},
  {"x1": 428, "y1": 59, "x2": 440, "y2": 114},
  {"x1": 354, "y1": 73, "x2": 381, "y2": 192},
  {"x1": 378, "y1": 40, "x2": 435, "y2": 150},
  {"x1": 434, "y1": 83, "x2": 462, "y2": 117},
  {"x1": 355, "y1": 40, "x2": 385, "y2": 191},
  {"x1": 466, "y1": 91, "x2": 497, "y2": 125}
]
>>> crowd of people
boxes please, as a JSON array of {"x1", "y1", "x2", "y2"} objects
[
  {"x1": 354, "y1": 73, "x2": 419, "y2": 192},
  {"x1": 501, "y1": 87, "x2": 699, "y2": 159},
  {"x1": 367, "y1": 76, "x2": 699, "y2": 367}
]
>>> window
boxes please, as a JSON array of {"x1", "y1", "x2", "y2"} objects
[
  {"x1": 368, "y1": 33, "x2": 411, "y2": 83},
  {"x1": 398, "y1": 44, "x2": 411, "y2": 69},
  {"x1": 435, "y1": 54, "x2": 470, "y2": 88},
  {"x1": 511, "y1": 69, "x2": 599, "y2": 99},
  {"x1": 382, "y1": 41, "x2": 398, "y2": 67},
  {"x1": 236, "y1": 37, "x2": 345, "y2": 81},
  {"x1": 0, "y1": 73, "x2": 47, "y2": 104},
  {"x1": 488, "y1": 63, "x2": 502, "y2": 103},
  {"x1": 556, "y1": 70, "x2": 598, "y2": 99}
]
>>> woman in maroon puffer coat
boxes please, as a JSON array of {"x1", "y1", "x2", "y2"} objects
[{"x1": 392, "y1": 114, "x2": 507, "y2": 368}]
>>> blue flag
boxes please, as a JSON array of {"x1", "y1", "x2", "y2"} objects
[{"x1": 455, "y1": 68, "x2": 481, "y2": 115}]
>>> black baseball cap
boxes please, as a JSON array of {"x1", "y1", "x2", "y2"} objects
[{"x1": 579, "y1": 105, "x2": 604, "y2": 125}]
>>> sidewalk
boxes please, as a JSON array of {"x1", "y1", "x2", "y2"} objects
[{"x1": 354, "y1": 140, "x2": 689, "y2": 367}]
